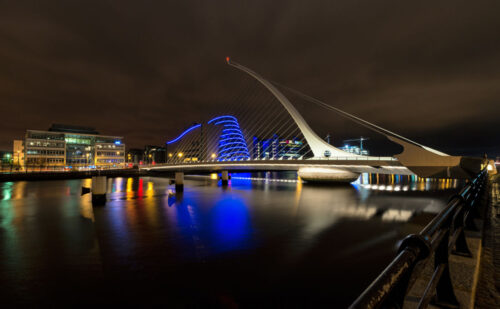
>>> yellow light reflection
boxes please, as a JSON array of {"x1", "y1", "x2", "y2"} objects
[
  {"x1": 126, "y1": 177, "x2": 134, "y2": 200},
  {"x1": 210, "y1": 173, "x2": 218, "y2": 180},
  {"x1": 80, "y1": 203, "x2": 95, "y2": 222},
  {"x1": 13, "y1": 181, "x2": 26, "y2": 200},
  {"x1": 292, "y1": 176, "x2": 303, "y2": 216},
  {"x1": 146, "y1": 181, "x2": 154, "y2": 197}
]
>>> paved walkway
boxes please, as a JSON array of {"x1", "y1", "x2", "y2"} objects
[{"x1": 474, "y1": 174, "x2": 500, "y2": 308}]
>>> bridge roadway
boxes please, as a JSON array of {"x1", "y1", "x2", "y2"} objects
[{"x1": 141, "y1": 158, "x2": 414, "y2": 175}]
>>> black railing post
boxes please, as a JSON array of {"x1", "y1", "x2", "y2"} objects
[
  {"x1": 452, "y1": 227, "x2": 472, "y2": 257},
  {"x1": 350, "y1": 169, "x2": 488, "y2": 309},
  {"x1": 432, "y1": 229, "x2": 460, "y2": 308}
]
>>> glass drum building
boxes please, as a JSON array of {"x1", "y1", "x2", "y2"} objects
[{"x1": 22, "y1": 124, "x2": 125, "y2": 169}]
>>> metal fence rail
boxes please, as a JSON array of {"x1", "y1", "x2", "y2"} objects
[{"x1": 349, "y1": 169, "x2": 488, "y2": 309}]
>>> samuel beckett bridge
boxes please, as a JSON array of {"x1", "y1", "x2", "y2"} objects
[{"x1": 142, "y1": 58, "x2": 494, "y2": 188}]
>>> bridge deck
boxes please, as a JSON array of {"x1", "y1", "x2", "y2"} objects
[{"x1": 142, "y1": 159, "x2": 413, "y2": 175}]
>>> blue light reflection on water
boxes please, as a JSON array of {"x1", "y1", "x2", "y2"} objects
[
  {"x1": 211, "y1": 195, "x2": 252, "y2": 252},
  {"x1": 0, "y1": 173, "x2": 464, "y2": 306}
]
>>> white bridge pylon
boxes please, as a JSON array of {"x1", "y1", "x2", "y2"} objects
[
  {"x1": 226, "y1": 57, "x2": 360, "y2": 159},
  {"x1": 226, "y1": 58, "x2": 491, "y2": 179}
]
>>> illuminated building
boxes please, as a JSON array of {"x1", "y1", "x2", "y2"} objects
[
  {"x1": 127, "y1": 148, "x2": 143, "y2": 164},
  {"x1": 20, "y1": 124, "x2": 125, "y2": 168},
  {"x1": 165, "y1": 116, "x2": 249, "y2": 162},
  {"x1": 252, "y1": 135, "x2": 305, "y2": 159},
  {"x1": 208, "y1": 115, "x2": 249, "y2": 161},
  {"x1": 340, "y1": 144, "x2": 369, "y2": 156},
  {"x1": 13, "y1": 140, "x2": 24, "y2": 167},
  {"x1": 144, "y1": 145, "x2": 167, "y2": 164}
]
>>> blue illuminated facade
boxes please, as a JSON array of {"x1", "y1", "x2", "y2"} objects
[{"x1": 208, "y1": 115, "x2": 250, "y2": 161}]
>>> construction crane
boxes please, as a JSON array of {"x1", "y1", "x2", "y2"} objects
[{"x1": 343, "y1": 137, "x2": 370, "y2": 150}]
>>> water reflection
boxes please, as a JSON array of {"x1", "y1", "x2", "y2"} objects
[
  {"x1": 355, "y1": 173, "x2": 459, "y2": 192},
  {"x1": 0, "y1": 173, "x2": 461, "y2": 306},
  {"x1": 212, "y1": 196, "x2": 251, "y2": 252}
]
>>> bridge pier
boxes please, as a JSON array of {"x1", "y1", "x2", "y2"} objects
[
  {"x1": 91, "y1": 176, "x2": 107, "y2": 206},
  {"x1": 175, "y1": 172, "x2": 184, "y2": 192},
  {"x1": 297, "y1": 167, "x2": 359, "y2": 184},
  {"x1": 221, "y1": 170, "x2": 229, "y2": 186}
]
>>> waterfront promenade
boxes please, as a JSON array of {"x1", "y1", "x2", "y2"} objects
[{"x1": 475, "y1": 174, "x2": 500, "y2": 308}]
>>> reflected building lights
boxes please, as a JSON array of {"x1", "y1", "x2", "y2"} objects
[
  {"x1": 359, "y1": 173, "x2": 458, "y2": 192},
  {"x1": 146, "y1": 181, "x2": 154, "y2": 198},
  {"x1": 126, "y1": 177, "x2": 134, "y2": 200}
]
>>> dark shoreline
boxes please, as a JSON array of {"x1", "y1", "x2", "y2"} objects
[{"x1": 0, "y1": 169, "x2": 165, "y2": 182}]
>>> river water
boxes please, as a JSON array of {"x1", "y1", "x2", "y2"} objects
[{"x1": 0, "y1": 173, "x2": 460, "y2": 307}]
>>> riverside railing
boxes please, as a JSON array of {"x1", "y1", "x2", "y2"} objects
[
  {"x1": 349, "y1": 169, "x2": 488, "y2": 309},
  {"x1": 0, "y1": 164, "x2": 133, "y2": 173}
]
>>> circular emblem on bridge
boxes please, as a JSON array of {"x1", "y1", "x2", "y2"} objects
[{"x1": 324, "y1": 150, "x2": 331, "y2": 158}]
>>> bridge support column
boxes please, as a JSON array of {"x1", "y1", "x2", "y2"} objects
[
  {"x1": 175, "y1": 172, "x2": 184, "y2": 192},
  {"x1": 221, "y1": 170, "x2": 229, "y2": 186},
  {"x1": 91, "y1": 176, "x2": 107, "y2": 206}
]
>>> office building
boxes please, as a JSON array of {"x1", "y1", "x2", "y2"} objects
[
  {"x1": 144, "y1": 145, "x2": 167, "y2": 164},
  {"x1": 253, "y1": 135, "x2": 305, "y2": 159},
  {"x1": 127, "y1": 148, "x2": 144, "y2": 164},
  {"x1": 19, "y1": 124, "x2": 125, "y2": 168}
]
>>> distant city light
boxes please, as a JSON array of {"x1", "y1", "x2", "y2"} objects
[{"x1": 114, "y1": 140, "x2": 121, "y2": 145}]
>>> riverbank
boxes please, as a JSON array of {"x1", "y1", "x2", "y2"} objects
[{"x1": 0, "y1": 169, "x2": 149, "y2": 182}]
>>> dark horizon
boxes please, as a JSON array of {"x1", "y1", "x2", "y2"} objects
[{"x1": 1, "y1": 1, "x2": 499, "y2": 157}]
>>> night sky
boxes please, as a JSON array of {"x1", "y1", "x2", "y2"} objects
[{"x1": 1, "y1": 1, "x2": 499, "y2": 157}]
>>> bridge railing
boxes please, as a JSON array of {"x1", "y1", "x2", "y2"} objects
[
  {"x1": 148, "y1": 156, "x2": 398, "y2": 167},
  {"x1": 349, "y1": 168, "x2": 488, "y2": 309}
]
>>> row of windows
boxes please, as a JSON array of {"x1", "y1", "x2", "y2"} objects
[
  {"x1": 65, "y1": 137, "x2": 92, "y2": 145},
  {"x1": 26, "y1": 141, "x2": 65, "y2": 148},
  {"x1": 26, "y1": 150, "x2": 65, "y2": 156},
  {"x1": 96, "y1": 159, "x2": 124, "y2": 163},
  {"x1": 26, "y1": 158, "x2": 64, "y2": 164},
  {"x1": 96, "y1": 144, "x2": 124, "y2": 149},
  {"x1": 27, "y1": 133, "x2": 64, "y2": 140},
  {"x1": 67, "y1": 159, "x2": 92, "y2": 164},
  {"x1": 96, "y1": 151, "x2": 124, "y2": 156}
]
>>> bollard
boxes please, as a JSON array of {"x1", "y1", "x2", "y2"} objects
[
  {"x1": 221, "y1": 170, "x2": 229, "y2": 186},
  {"x1": 175, "y1": 172, "x2": 184, "y2": 192},
  {"x1": 91, "y1": 176, "x2": 107, "y2": 206}
]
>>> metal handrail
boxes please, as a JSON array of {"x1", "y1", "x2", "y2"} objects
[{"x1": 349, "y1": 169, "x2": 488, "y2": 309}]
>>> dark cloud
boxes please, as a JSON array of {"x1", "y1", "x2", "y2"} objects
[{"x1": 0, "y1": 0, "x2": 499, "y2": 156}]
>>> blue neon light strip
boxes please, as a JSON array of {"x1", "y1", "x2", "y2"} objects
[
  {"x1": 218, "y1": 142, "x2": 248, "y2": 148},
  {"x1": 219, "y1": 146, "x2": 250, "y2": 154},
  {"x1": 166, "y1": 124, "x2": 201, "y2": 145},
  {"x1": 214, "y1": 120, "x2": 239, "y2": 126},
  {"x1": 208, "y1": 115, "x2": 238, "y2": 124}
]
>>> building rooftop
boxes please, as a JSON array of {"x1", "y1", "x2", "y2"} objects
[{"x1": 48, "y1": 124, "x2": 99, "y2": 135}]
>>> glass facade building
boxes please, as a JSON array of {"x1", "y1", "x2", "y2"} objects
[
  {"x1": 252, "y1": 136, "x2": 305, "y2": 159},
  {"x1": 22, "y1": 124, "x2": 125, "y2": 168}
]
